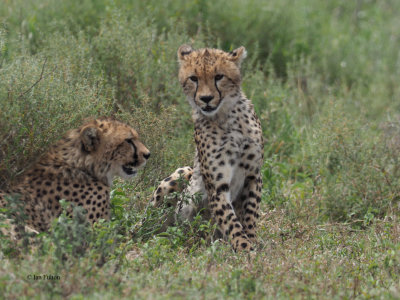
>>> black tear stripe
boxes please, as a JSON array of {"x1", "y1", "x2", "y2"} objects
[
  {"x1": 214, "y1": 79, "x2": 222, "y2": 101},
  {"x1": 194, "y1": 80, "x2": 198, "y2": 102},
  {"x1": 126, "y1": 139, "x2": 138, "y2": 162},
  {"x1": 131, "y1": 141, "x2": 138, "y2": 161}
]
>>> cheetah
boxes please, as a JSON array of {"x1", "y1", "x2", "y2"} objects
[
  {"x1": 0, "y1": 117, "x2": 150, "y2": 236},
  {"x1": 151, "y1": 45, "x2": 264, "y2": 251}
]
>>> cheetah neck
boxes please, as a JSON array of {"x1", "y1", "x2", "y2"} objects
[{"x1": 35, "y1": 140, "x2": 111, "y2": 186}]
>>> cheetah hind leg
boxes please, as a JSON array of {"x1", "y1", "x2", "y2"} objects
[
  {"x1": 0, "y1": 192, "x2": 39, "y2": 243},
  {"x1": 0, "y1": 217, "x2": 39, "y2": 243}
]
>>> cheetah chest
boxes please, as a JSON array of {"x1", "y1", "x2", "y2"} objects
[{"x1": 195, "y1": 122, "x2": 261, "y2": 204}]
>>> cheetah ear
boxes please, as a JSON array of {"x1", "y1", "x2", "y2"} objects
[
  {"x1": 228, "y1": 46, "x2": 247, "y2": 66},
  {"x1": 80, "y1": 126, "x2": 101, "y2": 153},
  {"x1": 177, "y1": 44, "x2": 194, "y2": 62}
]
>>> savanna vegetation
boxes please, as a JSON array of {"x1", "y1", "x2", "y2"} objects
[{"x1": 0, "y1": 0, "x2": 399, "y2": 298}]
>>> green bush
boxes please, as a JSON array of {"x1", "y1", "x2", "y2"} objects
[
  {"x1": 305, "y1": 105, "x2": 400, "y2": 222},
  {"x1": 0, "y1": 40, "x2": 110, "y2": 185}
]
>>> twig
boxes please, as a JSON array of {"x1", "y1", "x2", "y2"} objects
[
  {"x1": 316, "y1": 219, "x2": 364, "y2": 228},
  {"x1": 18, "y1": 57, "x2": 48, "y2": 98}
]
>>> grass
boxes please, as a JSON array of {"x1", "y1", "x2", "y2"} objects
[
  {"x1": 1, "y1": 208, "x2": 399, "y2": 299},
  {"x1": 0, "y1": 0, "x2": 399, "y2": 298}
]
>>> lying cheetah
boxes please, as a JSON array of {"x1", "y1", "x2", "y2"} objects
[
  {"x1": 151, "y1": 45, "x2": 263, "y2": 251},
  {"x1": 0, "y1": 117, "x2": 150, "y2": 236}
]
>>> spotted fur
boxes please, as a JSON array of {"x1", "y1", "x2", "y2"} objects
[
  {"x1": 151, "y1": 45, "x2": 263, "y2": 252},
  {"x1": 0, "y1": 117, "x2": 150, "y2": 237}
]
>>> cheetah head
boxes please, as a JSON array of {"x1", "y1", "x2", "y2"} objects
[
  {"x1": 78, "y1": 118, "x2": 150, "y2": 183},
  {"x1": 177, "y1": 44, "x2": 247, "y2": 116}
]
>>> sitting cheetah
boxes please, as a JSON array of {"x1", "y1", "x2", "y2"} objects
[
  {"x1": 0, "y1": 117, "x2": 150, "y2": 236},
  {"x1": 151, "y1": 45, "x2": 263, "y2": 251}
]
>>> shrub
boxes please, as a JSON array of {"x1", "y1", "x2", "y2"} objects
[
  {"x1": 305, "y1": 103, "x2": 400, "y2": 222},
  {"x1": 0, "y1": 39, "x2": 110, "y2": 186}
]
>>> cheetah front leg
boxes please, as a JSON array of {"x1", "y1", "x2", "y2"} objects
[
  {"x1": 209, "y1": 184, "x2": 253, "y2": 252},
  {"x1": 234, "y1": 175, "x2": 262, "y2": 243}
]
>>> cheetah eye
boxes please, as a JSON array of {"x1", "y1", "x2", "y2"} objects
[
  {"x1": 215, "y1": 74, "x2": 224, "y2": 81},
  {"x1": 189, "y1": 76, "x2": 198, "y2": 82},
  {"x1": 125, "y1": 139, "x2": 134, "y2": 145}
]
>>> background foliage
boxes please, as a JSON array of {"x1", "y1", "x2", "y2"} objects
[{"x1": 0, "y1": 0, "x2": 399, "y2": 298}]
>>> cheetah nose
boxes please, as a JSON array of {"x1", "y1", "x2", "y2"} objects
[
  {"x1": 200, "y1": 95, "x2": 214, "y2": 104},
  {"x1": 143, "y1": 152, "x2": 151, "y2": 160}
]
